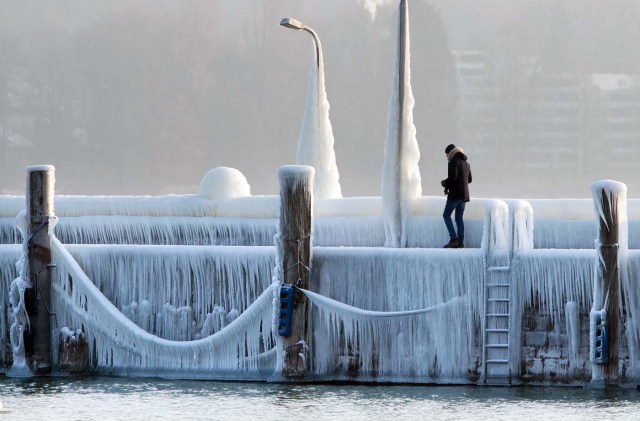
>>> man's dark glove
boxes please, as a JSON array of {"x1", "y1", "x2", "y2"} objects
[
  {"x1": 440, "y1": 180, "x2": 446, "y2": 188},
  {"x1": 444, "y1": 188, "x2": 449, "y2": 196}
]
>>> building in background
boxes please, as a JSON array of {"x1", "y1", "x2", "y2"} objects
[{"x1": 454, "y1": 50, "x2": 640, "y2": 197}]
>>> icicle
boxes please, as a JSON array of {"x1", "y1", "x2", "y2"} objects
[
  {"x1": 626, "y1": 251, "x2": 640, "y2": 380},
  {"x1": 51, "y1": 238, "x2": 278, "y2": 378},
  {"x1": 67, "y1": 244, "x2": 275, "y2": 340},
  {"x1": 310, "y1": 246, "x2": 481, "y2": 381},
  {"x1": 53, "y1": 216, "x2": 278, "y2": 246},
  {"x1": 565, "y1": 301, "x2": 580, "y2": 360},
  {"x1": 514, "y1": 249, "x2": 594, "y2": 329},
  {"x1": 0, "y1": 245, "x2": 20, "y2": 369},
  {"x1": 509, "y1": 200, "x2": 534, "y2": 252},
  {"x1": 7, "y1": 211, "x2": 31, "y2": 377}
]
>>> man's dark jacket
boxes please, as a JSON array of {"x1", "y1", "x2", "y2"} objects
[{"x1": 443, "y1": 151, "x2": 472, "y2": 202}]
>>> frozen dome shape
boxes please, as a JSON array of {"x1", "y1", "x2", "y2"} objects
[{"x1": 199, "y1": 167, "x2": 251, "y2": 201}]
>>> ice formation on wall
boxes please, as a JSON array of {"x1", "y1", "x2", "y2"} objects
[
  {"x1": 51, "y1": 238, "x2": 277, "y2": 378},
  {"x1": 513, "y1": 250, "x2": 595, "y2": 327},
  {"x1": 565, "y1": 301, "x2": 580, "y2": 360},
  {"x1": 627, "y1": 251, "x2": 640, "y2": 380},
  {"x1": 1, "y1": 167, "x2": 640, "y2": 383},
  {"x1": 0, "y1": 247, "x2": 19, "y2": 368},
  {"x1": 309, "y1": 247, "x2": 482, "y2": 381},
  {"x1": 296, "y1": 30, "x2": 342, "y2": 199},
  {"x1": 7, "y1": 211, "x2": 31, "y2": 376},
  {"x1": 67, "y1": 244, "x2": 274, "y2": 340},
  {"x1": 56, "y1": 217, "x2": 277, "y2": 246},
  {"x1": 381, "y1": 0, "x2": 421, "y2": 248}
]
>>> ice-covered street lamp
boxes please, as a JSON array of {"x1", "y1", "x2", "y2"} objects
[
  {"x1": 278, "y1": 17, "x2": 342, "y2": 199},
  {"x1": 279, "y1": 18, "x2": 321, "y2": 69}
]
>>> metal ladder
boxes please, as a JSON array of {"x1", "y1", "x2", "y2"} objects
[{"x1": 482, "y1": 264, "x2": 512, "y2": 383}]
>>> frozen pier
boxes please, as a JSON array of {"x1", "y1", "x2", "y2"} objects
[{"x1": 0, "y1": 166, "x2": 638, "y2": 387}]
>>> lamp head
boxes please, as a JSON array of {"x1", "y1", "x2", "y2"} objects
[{"x1": 279, "y1": 17, "x2": 305, "y2": 30}]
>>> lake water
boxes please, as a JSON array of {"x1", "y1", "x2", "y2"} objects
[{"x1": 0, "y1": 377, "x2": 639, "y2": 421}]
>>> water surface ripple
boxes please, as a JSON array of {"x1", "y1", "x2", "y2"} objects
[{"x1": 0, "y1": 378, "x2": 639, "y2": 421}]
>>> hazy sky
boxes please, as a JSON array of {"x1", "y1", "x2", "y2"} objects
[{"x1": 1, "y1": 0, "x2": 639, "y2": 198}]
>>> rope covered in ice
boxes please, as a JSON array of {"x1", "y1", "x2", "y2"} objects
[
  {"x1": 50, "y1": 237, "x2": 275, "y2": 374},
  {"x1": 300, "y1": 288, "x2": 465, "y2": 318}
]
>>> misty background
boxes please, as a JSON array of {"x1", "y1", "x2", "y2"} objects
[{"x1": 1, "y1": 0, "x2": 639, "y2": 198}]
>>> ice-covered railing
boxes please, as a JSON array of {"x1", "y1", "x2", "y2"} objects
[
  {"x1": 526, "y1": 198, "x2": 640, "y2": 249},
  {"x1": 309, "y1": 247, "x2": 484, "y2": 382},
  {"x1": 509, "y1": 200, "x2": 534, "y2": 253},
  {"x1": 50, "y1": 238, "x2": 277, "y2": 378},
  {"x1": 66, "y1": 244, "x2": 274, "y2": 340},
  {"x1": 54, "y1": 217, "x2": 278, "y2": 246},
  {"x1": 0, "y1": 167, "x2": 254, "y2": 219},
  {"x1": 405, "y1": 197, "x2": 505, "y2": 249},
  {"x1": 2, "y1": 195, "x2": 505, "y2": 247},
  {"x1": 481, "y1": 199, "x2": 509, "y2": 253}
]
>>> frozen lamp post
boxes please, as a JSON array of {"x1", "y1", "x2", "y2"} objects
[
  {"x1": 279, "y1": 18, "x2": 320, "y2": 69},
  {"x1": 278, "y1": 17, "x2": 342, "y2": 199},
  {"x1": 381, "y1": 0, "x2": 420, "y2": 248}
]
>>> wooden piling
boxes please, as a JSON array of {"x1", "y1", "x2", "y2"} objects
[
  {"x1": 24, "y1": 165, "x2": 55, "y2": 374},
  {"x1": 278, "y1": 165, "x2": 314, "y2": 380},
  {"x1": 591, "y1": 181, "x2": 626, "y2": 386},
  {"x1": 58, "y1": 328, "x2": 89, "y2": 373}
]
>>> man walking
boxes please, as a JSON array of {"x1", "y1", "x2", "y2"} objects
[{"x1": 441, "y1": 144, "x2": 472, "y2": 248}]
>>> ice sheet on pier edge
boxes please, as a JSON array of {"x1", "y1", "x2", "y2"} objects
[
  {"x1": 66, "y1": 244, "x2": 275, "y2": 341},
  {"x1": 51, "y1": 239, "x2": 277, "y2": 379}
]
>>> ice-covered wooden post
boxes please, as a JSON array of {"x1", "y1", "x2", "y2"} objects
[
  {"x1": 278, "y1": 165, "x2": 314, "y2": 380},
  {"x1": 24, "y1": 165, "x2": 55, "y2": 374},
  {"x1": 591, "y1": 180, "x2": 627, "y2": 386}
]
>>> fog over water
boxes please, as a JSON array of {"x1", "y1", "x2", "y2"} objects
[{"x1": 1, "y1": 0, "x2": 639, "y2": 198}]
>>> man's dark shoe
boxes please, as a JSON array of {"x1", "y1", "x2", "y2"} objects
[
  {"x1": 456, "y1": 242, "x2": 465, "y2": 248},
  {"x1": 443, "y1": 239, "x2": 460, "y2": 248}
]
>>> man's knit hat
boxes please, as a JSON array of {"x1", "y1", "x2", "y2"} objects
[{"x1": 445, "y1": 144, "x2": 456, "y2": 154}]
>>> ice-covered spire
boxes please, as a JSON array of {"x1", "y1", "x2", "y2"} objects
[
  {"x1": 381, "y1": 0, "x2": 422, "y2": 248},
  {"x1": 296, "y1": 29, "x2": 342, "y2": 199}
]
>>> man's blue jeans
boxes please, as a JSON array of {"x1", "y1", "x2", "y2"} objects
[{"x1": 443, "y1": 199, "x2": 466, "y2": 242}]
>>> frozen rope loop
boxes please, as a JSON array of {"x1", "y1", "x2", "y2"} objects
[
  {"x1": 27, "y1": 215, "x2": 57, "y2": 243},
  {"x1": 300, "y1": 288, "x2": 466, "y2": 318},
  {"x1": 282, "y1": 234, "x2": 311, "y2": 287}
]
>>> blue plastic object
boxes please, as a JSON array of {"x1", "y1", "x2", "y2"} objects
[
  {"x1": 278, "y1": 285, "x2": 295, "y2": 337},
  {"x1": 594, "y1": 311, "x2": 609, "y2": 365}
]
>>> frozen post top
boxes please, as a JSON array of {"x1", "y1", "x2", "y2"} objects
[
  {"x1": 27, "y1": 165, "x2": 55, "y2": 173},
  {"x1": 26, "y1": 165, "x2": 55, "y2": 217},
  {"x1": 591, "y1": 180, "x2": 627, "y2": 198},
  {"x1": 278, "y1": 165, "x2": 315, "y2": 182},
  {"x1": 591, "y1": 180, "x2": 627, "y2": 229},
  {"x1": 199, "y1": 167, "x2": 251, "y2": 201},
  {"x1": 278, "y1": 165, "x2": 315, "y2": 199}
]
